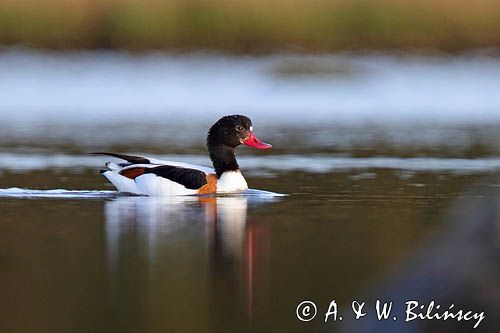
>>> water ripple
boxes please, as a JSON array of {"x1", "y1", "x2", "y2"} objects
[
  {"x1": 0, "y1": 187, "x2": 117, "y2": 198},
  {"x1": 0, "y1": 187, "x2": 285, "y2": 199},
  {"x1": 2, "y1": 153, "x2": 500, "y2": 174}
]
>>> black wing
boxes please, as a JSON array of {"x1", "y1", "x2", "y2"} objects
[
  {"x1": 92, "y1": 152, "x2": 151, "y2": 164},
  {"x1": 144, "y1": 165, "x2": 208, "y2": 190}
]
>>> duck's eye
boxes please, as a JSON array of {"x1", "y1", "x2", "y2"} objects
[{"x1": 236, "y1": 125, "x2": 244, "y2": 131}]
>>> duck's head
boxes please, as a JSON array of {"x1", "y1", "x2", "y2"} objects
[{"x1": 207, "y1": 115, "x2": 272, "y2": 150}]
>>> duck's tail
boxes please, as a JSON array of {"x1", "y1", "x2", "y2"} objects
[{"x1": 92, "y1": 152, "x2": 148, "y2": 194}]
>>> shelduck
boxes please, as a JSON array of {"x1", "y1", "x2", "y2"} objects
[{"x1": 95, "y1": 115, "x2": 271, "y2": 196}]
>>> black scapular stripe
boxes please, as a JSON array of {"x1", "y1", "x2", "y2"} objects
[
  {"x1": 92, "y1": 152, "x2": 150, "y2": 164},
  {"x1": 144, "y1": 165, "x2": 207, "y2": 190}
]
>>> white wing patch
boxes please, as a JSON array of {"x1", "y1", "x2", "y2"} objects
[{"x1": 135, "y1": 174, "x2": 198, "y2": 196}]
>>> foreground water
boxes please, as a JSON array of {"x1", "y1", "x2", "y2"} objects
[
  {"x1": 1, "y1": 50, "x2": 500, "y2": 332},
  {"x1": 1, "y1": 167, "x2": 499, "y2": 332}
]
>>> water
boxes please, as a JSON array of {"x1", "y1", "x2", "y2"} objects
[
  {"x1": 1, "y1": 49, "x2": 500, "y2": 121},
  {"x1": 1, "y1": 49, "x2": 500, "y2": 332}
]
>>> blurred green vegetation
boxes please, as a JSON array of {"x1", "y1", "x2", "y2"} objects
[{"x1": 1, "y1": 0, "x2": 500, "y2": 52}]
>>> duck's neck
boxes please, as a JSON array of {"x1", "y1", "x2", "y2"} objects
[{"x1": 208, "y1": 144, "x2": 239, "y2": 178}]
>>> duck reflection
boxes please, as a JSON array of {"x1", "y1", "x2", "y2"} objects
[
  {"x1": 202, "y1": 196, "x2": 271, "y2": 324},
  {"x1": 104, "y1": 194, "x2": 278, "y2": 329}
]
